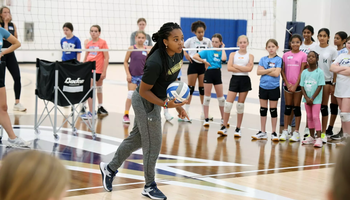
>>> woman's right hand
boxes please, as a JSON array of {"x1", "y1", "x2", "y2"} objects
[
  {"x1": 185, "y1": 54, "x2": 192, "y2": 63},
  {"x1": 127, "y1": 75, "x2": 132, "y2": 83},
  {"x1": 167, "y1": 98, "x2": 188, "y2": 108}
]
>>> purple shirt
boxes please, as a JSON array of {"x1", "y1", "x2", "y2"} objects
[{"x1": 129, "y1": 45, "x2": 147, "y2": 76}]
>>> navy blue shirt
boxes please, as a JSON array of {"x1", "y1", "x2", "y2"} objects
[{"x1": 259, "y1": 55, "x2": 282, "y2": 90}]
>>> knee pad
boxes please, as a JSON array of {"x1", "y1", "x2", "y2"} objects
[
  {"x1": 260, "y1": 107, "x2": 268, "y2": 117},
  {"x1": 199, "y1": 87, "x2": 204, "y2": 95},
  {"x1": 330, "y1": 103, "x2": 338, "y2": 115},
  {"x1": 321, "y1": 105, "x2": 329, "y2": 116},
  {"x1": 270, "y1": 108, "x2": 278, "y2": 118},
  {"x1": 189, "y1": 85, "x2": 195, "y2": 95},
  {"x1": 96, "y1": 86, "x2": 103, "y2": 93},
  {"x1": 340, "y1": 112, "x2": 350, "y2": 122},
  {"x1": 203, "y1": 95, "x2": 211, "y2": 106},
  {"x1": 236, "y1": 103, "x2": 244, "y2": 114},
  {"x1": 217, "y1": 96, "x2": 225, "y2": 107},
  {"x1": 224, "y1": 101, "x2": 233, "y2": 113},
  {"x1": 127, "y1": 90, "x2": 134, "y2": 99},
  {"x1": 293, "y1": 106, "x2": 301, "y2": 117},
  {"x1": 284, "y1": 105, "x2": 292, "y2": 116}
]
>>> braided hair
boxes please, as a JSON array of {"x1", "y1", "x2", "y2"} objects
[{"x1": 146, "y1": 22, "x2": 182, "y2": 79}]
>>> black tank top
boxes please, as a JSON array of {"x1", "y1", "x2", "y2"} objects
[{"x1": 0, "y1": 22, "x2": 15, "y2": 48}]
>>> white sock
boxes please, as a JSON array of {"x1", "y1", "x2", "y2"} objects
[
  {"x1": 185, "y1": 104, "x2": 190, "y2": 112},
  {"x1": 98, "y1": 104, "x2": 103, "y2": 108},
  {"x1": 164, "y1": 108, "x2": 168, "y2": 113}
]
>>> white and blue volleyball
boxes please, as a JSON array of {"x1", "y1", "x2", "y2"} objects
[{"x1": 166, "y1": 81, "x2": 190, "y2": 103}]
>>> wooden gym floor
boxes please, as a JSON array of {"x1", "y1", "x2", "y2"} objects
[{"x1": 0, "y1": 63, "x2": 342, "y2": 200}]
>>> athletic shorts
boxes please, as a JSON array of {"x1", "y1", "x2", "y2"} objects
[
  {"x1": 187, "y1": 60, "x2": 205, "y2": 75},
  {"x1": 259, "y1": 87, "x2": 280, "y2": 101},
  {"x1": 229, "y1": 75, "x2": 252, "y2": 92},
  {"x1": 325, "y1": 81, "x2": 332, "y2": 85},
  {"x1": 283, "y1": 85, "x2": 301, "y2": 93},
  {"x1": 0, "y1": 61, "x2": 5, "y2": 88},
  {"x1": 131, "y1": 75, "x2": 143, "y2": 86},
  {"x1": 91, "y1": 73, "x2": 101, "y2": 82},
  {"x1": 204, "y1": 69, "x2": 222, "y2": 85}
]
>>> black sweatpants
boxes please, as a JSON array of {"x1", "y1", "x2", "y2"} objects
[{"x1": 1, "y1": 52, "x2": 21, "y2": 99}]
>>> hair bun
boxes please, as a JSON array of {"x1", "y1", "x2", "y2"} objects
[{"x1": 152, "y1": 32, "x2": 159, "y2": 42}]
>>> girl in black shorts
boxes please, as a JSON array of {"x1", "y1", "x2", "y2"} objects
[
  {"x1": 193, "y1": 33, "x2": 227, "y2": 127},
  {"x1": 218, "y1": 35, "x2": 254, "y2": 137},
  {"x1": 183, "y1": 21, "x2": 212, "y2": 121}
]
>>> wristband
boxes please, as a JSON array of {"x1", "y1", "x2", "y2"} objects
[
  {"x1": 163, "y1": 101, "x2": 168, "y2": 108},
  {"x1": 311, "y1": 97, "x2": 314, "y2": 100}
]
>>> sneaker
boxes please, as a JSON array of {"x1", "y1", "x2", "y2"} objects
[
  {"x1": 217, "y1": 126, "x2": 227, "y2": 136},
  {"x1": 99, "y1": 162, "x2": 117, "y2": 192},
  {"x1": 304, "y1": 127, "x2": 310, "y2": 135},
  {"x1": 302, "y1": 136, "x2": 316, "y2": 145},
  {"x1": 141, "y1": 182, "x2": 167, "y2": 200},
  {"x1": 279, "y1": 130, "x2": 290, "y2": 141},
  {"x1": 251, "y1": 131, "x2": 267, "y2": 140},
  {"x1": 326, "y1": 129, "x2": 333, "y2": 138},
  {"x1": 203, "y1": 118, "x2": 210, "y2": 127},
  {"x1": 220, "y1": 119, "x2": 230, "y2": 127},
  {"x1": 13, "y1": 103, "x2": 26, "y2": 112},
  {"x1": 331, "y1": 129, "x2": 343, "y2": 140},
  {"x1": 289, "y1": 131, "x2": 300, "y2": 142},
  {"x1": 303, "y1": 133, "x2": 310, "y2": 141},
  {"x1": 81, "y1": 111, "x2": 97, "y2": 120},
  {"x1": 271, "y1": 132, "x2": 279, "y2": 141},
  {"x1": 234, "y1": 127, "x2": 241, "y2": 137},
  {"x1": 178, "y1": 117, "x2": 192, "y2": 122},
  {"x1": 7, "y1": 137, "x2": 31, "y2": 147},
  {"x1": 97, "y1": 106, "x2": 108, "y2": 115},
  {"x1": 321, "y1": 133, "x2": 327, "y2": 143},
  {"x1": 200, "y1": 113, "x2": 213, "y2": 121},
  {"x1": 122, "y1": 114, "x2": 130, "y2": 123},
  {"x1": 164, "y1": 112, "x2": 173, "y2": 122},
  {"x1": 314, "y1": 138, "x2": 323, "y2": 148}
]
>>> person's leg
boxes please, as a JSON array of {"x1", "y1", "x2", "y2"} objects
[
  {"x1": 223, "y1": 91, "x2": 237, "y2": 127},
  {"x1": 198, "y1": 73, "x2": 205, "y2": 105},
  {"x1": 0, "y1": 87, "x2": 17, "y2": 139},
  {"x1": 96, "y1": 78, "x2": 103, "y2": 105},
  {"x1": 312, "y1": 104, "x2": 322, "y2": 138},
  {"x1": 304, "y1": 103, "x2": 315, "y2": 139},
  {"x1": 125, "y1": 82, "x2": 137, "y2": 114},
  {"x1": 260, "y1": 99, "x2": 268, "y2": 133},
  {"x1": 293, "y1": 91, "x2": 303, "y2": 132},
  {"x1": 339, "y1": 98, "x2": 350, "y2": 135},
  {"x1": 236, "y1": 92, "x2": 248, "y2": 129},
  {"x1": 203, "y1": 83, "x2": 212, "y2": 119},
  {"x1": 5, "y1": 53, "x2": 22, "y2": 103},
  {"x1": 328, "y1": 94, "x2": 338, "y2": 134},
  {"x1": 321, "y1": 85, "x2": 331, "y2": 133},
  {"x1": 185, "y1": 73, "x2": 197, "y2": 113},
  {"x1": 214, "y1": 83, "x2": 224, "y2": 119},
  {"x1": 269, "y1": 100, "x2": 278, "y2": 133},
  {"x1": 284, "y1": 90, "x2": 293, "y2": 131}
]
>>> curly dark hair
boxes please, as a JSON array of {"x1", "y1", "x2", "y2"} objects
[{"x1": 191, "y1": 20, "x2": 206, "y2": 32}]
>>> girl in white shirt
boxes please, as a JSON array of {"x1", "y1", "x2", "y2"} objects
[
  {"x1": 300, "y1": 25, "x2": 317, "y2": 54},
  {"x1": 312, "y1": 28, "x2": 338, "y2": 142}
]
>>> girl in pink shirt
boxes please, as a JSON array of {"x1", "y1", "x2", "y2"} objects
[
  {"x1": 82, "y1": 25, "x2": 110, "y2": 119},
  {"x1": 280, "y1": 34, "x2": 307, "y2": 142}
]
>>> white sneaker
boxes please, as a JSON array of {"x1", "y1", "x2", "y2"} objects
[
  {"x1": 218, "y1": 126, "x2": 227, "y2": 136},
  {"x1": 178, "y1": 117, "x2": 192, "y2": 122},
  {"x1": 220, "y1": 119, "x2": 230, "y2": 127},
  {"x1": 279, "y1": 130, "x2": 290, "y2": 141},
  {"x1": 13, "y1": 103, "x2": 26, "y2": 112},
  {"x1": 164, "y1": 112, "x2": 174, "y2": 122},
  {"x1": 234, "y1": 128, "x2": 241, "y2": 137},
  {"x1": 289, "y1": 131, "x2": 300, "y2": 142},
  {"x1": 271, "y1": 132, "x2": 279, "y2": 141},
  {"x1": 203, "y1": 119, "x2": 210, "y2": 127},
  {"x1": 251, "y1": 131, "x2": 267, "y2": 140},
  {"x1": 321, "y1": 133, "x2": 327, "y2": 143},
  {"x1": 8, "y1": 137, "x2": 31, "y2": 147},
  {"x1": 304, "y1": 127, "x2": 310, "y2": 135},
  {"x1": 201, "y1": 113, "x2": 213, "y2": 121}
]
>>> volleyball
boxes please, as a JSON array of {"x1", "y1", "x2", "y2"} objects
[{"x1": 166, "y1": 81, "x2": 190, "y2": 103}]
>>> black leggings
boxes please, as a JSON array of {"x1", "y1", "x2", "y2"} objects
[{"x1": 1, "y1": 52, "x2": 21, "y2": 99}]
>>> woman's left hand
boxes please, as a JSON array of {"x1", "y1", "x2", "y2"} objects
[{"x1": 100, "y1": 72, "x2": 106, "y2": 80}]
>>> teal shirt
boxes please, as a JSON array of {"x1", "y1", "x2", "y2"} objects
[
  {"x1": 300, "y1": 68, "x2": 325, "y2": 104},
  {"x1": 198, "y1": 49, "x2": 222, "y2": 69}
]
